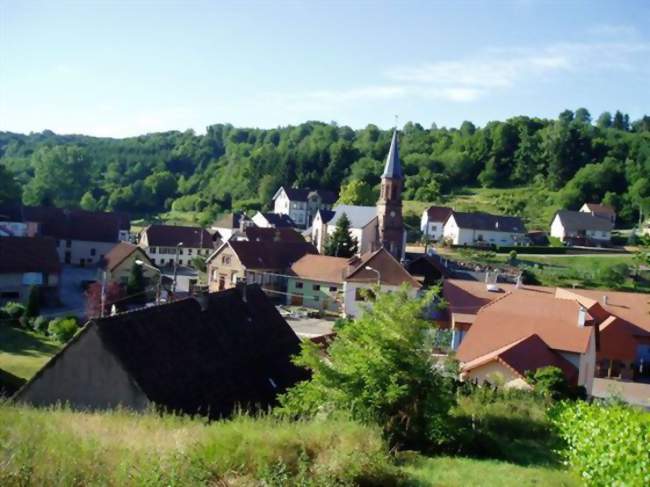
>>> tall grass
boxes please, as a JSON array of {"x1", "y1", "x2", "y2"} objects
[{"x1": 0, "y1": 404, "x2": 401, "y2": 486}]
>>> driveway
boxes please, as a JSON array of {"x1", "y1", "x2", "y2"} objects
[
  {"x1": 43, "y1": 265, "x2": 98, "y2": 319},
  {"x1": 285, "y1": 316, "x2": 336, "y2": 339}
]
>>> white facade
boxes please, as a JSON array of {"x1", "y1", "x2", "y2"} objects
[
  {"x1": 550, "y1": 214, "x2": 612, "y2": 243},
  {"x1": 342, "y1": 281, "x2": 418, "y2": 317},
  {"x1": 311, "y1": 212, "x2": 378, "y2": 256},
  {"x1": 55, "y1": 239, "x2": 116, "y2": 266},
  {"x1": 420, "y1": 211, "x2": 445, "y2": 241},
  {"x1": 273, "y1": 190, "x2": 308, "y2": 227},
  {"x1": 140, "y1": 245, "x2": 211, "y2": 268},
  {"x1": 443, "y1": 215, "x2": 524, "y2": 246}
]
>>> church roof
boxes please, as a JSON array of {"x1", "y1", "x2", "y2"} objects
[{"x1": 382, "y1": 129, "x2": 403, "y2": 179}]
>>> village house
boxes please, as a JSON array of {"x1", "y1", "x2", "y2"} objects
[
  {"x1": 420, "y1": 206, "x2": 453, "y2": 241},
  {"x1": 286, "y1": 254, "x2": 349, "y2": 311},
  {"x1": 550, "y1": 210, "x2": 614, "y2": 245},
  {"x1": 0, "y1": 206, "x2": 130, "y2": 266},
  {"x1": 287, "y1": 248, "x2": 421, "y2": 317},
  {"x1": 251, "y1": 212, "x2": 296, "y2": 229},
  {"x1": 311, "y1": 206, "x2": 378, "y2": 255},
  {"x1": 580, "y1": 202, "x2": 616, "y2": 224},
  {"x1": 442, "y1": 279, "x2": 650, "y2": 393},
  {"x1": 14, "y1": 285, "x2": 308, "y2": 417},
  {"x1": 209, "y1": 212, "x2": 253, "y2": 241},
  {"x1": 272, "y1": 187, "x2": 337, "y2": 228},
  {"x1": 206, "y1": 239, "x2": 317, "y2": 292},
  {"x1": 99, "y1": 242, "x2": 156, "y2": 287},
  {"x1": 240, "y1": 226, "x2": 306, "y2": 243},
  {"x1": 405, "y1": 254, "x2": 449, "y2": 287},
  {"x1": 342, "y1": 248, "x2": 421, "y2": 317},
  {"x1": 443, "y1": 211, "x2": 526, "y2": 246},
  {"x1": 138, "y1": 224, "x2": 213, "y2": 268},
  {"x1": 0, "y1": 237, "x2": 61, "y2": 305}
]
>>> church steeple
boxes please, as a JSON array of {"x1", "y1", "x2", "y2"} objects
[{"x1": 376, "y1": 128, "x2": 404, "y2": 260}]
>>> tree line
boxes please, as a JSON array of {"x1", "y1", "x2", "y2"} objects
[{"x1": 0, "y1": 109, "x2": 649, "y2": 226}]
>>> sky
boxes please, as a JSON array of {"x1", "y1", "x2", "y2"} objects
[{"x1": 0, "y1": 0, "x2": 649, "y2": 137}]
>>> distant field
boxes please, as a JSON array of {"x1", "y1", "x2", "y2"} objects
[{"x1": 0, "y1": 326, "x2": 61, "y2": 380}]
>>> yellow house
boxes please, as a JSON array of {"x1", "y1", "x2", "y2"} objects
[{"x1": 100, "y1": 242, "x2": 156, "y2": 286}]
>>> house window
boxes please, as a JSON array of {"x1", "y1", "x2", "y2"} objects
[
  {"x1": 222, "y1": 255, "x2": 231, "y2": 265},
  {"x1": 296, "y1": 281, "x2": 303, "y2": 289},
  {"x1": 56, "y1": 239, "x2": 61, "y2": 247},
  {"x1": 66, "y1": 240, "x2": 71, "y2": 248},
  {"x1": 313, "y1": 284, "x2": 320, "y2": 291},
  {"x1": 152, "y1": 259, "x2": 156, "y2": 265},
  {"x1": 178, "y1": 249, "x2": 184, "y2": 255},
  {"x1": 90, "y1": 248, "x2": 96, "y2": 256},
  {"x1": 313, "y1": 294, "x2": 320, "y2": 302},
  {"x1": 329, "y1": 286, "x2": 337, "y2": 292},
  {"x1": 151, "y1": 247, "x2": 157, "y2": 253},
  {"x1": 188, "y1": 249, "x2": 193, "y2": 255}
]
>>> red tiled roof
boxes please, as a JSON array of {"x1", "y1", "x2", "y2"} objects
[
  {"x1": 584, "y1": 203, "x2": 615, "y2": 216},
  {"x1": 462, "y1": 334, "x2": 579, "y2": 384},
  {"x1": 224, "y1": 240, "x2": 317, "y2": 270},
  {"x1": 456, "y1": 290, "x2": 594, "y2": 363},
  {"x1": 345, "y1": 248, "x2": 421, "y2": 288},
  {"x1": 102, "y1": 242, "x2": 151, "y2": 272},
  {"x1": 289, "y1": 254, "x2": 349, "y2": 284},
  {"x1": 425, "y1": 206, "x2": 453, "y2": 222},
  {"x1": 0, "y1": 237, "x2": 60, "y2": 274}
]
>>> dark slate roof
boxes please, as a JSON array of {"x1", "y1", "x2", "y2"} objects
[
  {"x1": 0, "y1": 205, "x2": 130, "y2": 239},
  {"x1": 328, "y1": 205, "x2": 377, "y2": 229},
  {"x1": 555, "y1": 210, "x2": 614, "y2": 232},
  {"x1": 227, "y1": 240, "x2": 317, "y2": 270},
  {"x1": 318, "y1": 209, "x2": 336, "y2": 224},
  {"x1": 450, "y1": 211, "x2": 526, "y2": 233},
  {"x1": 258, "y1": 213, "x2": 296, "y2": 228},
  {"x1": 92, "y1": 285, "x2": 307, "y2": 418},
  {"x1": 278, "y1": 187, "x2": 338, "y2": 205},
  {"x1": 142, "y1": 224, "x2": 213, "y2": 249},
  {"x1": 244, "y1": 227, "x2": 305, "y2": 243},
  {"x1": 382, "y1": 130, "x2": 403, "y2": 179},
  {"x1": 0, "y1": 237, "x2": 60, "y2": 274},
  {"x1": 425, "y1": 206, "x2": 453, "y2": 222},
  {"x1": 212, "y1": 212, "x2": 249, "y2": 229},
  {"x1": 583, "y1": 203, "x2": 615, "y2": 217}
]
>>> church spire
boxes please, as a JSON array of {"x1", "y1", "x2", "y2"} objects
[{"x1": 382, "y1": 129, "x2": 403, "y2": 179}]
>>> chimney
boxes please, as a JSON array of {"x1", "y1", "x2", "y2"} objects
[
  {"x1": 602, "y1": 295, "x2": 608, "y2": 306},
  {"x1": 578, "y1": 305, "x2": 587, "y2": 327}
]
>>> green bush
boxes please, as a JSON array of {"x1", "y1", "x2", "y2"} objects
[
  {"x1": 31, "y1": 316, "x2": 50, "y2": 334},
  {"x1": 277, "y1": 286, "x2": 456, "y2": 451},
  {"x1": 526, "y1": 366, "x2": 569, "y2": 400},
  {"x1": 550, "y1": 401, "x2": 650, "y2": 486},
  {"x1": 47, "y1": 318, "x2": 79, "y2": 343},
  {"x1": 1, "y1": 302, "x2": 26, "y2": 327}
]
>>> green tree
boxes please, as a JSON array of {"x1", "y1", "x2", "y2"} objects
[
  {"x1": 277, "y1": 286, "x2": 456, "y2": 449},
  {"x1": 574, "y1": 107, "x2": 591, "y2": 124},
  {"x1": 0, "y1": 163, "x2": 20, "y2": 205},
  {"x1": 80, "y1": 191, "x2": 99, "y2": 211},
  {"x1": 23, "y1": 145, "x2": 90, "y2": 207},
  {"x1": 323, "y1": 213, "x2": 358, "y2": 257},
  {"x1": 596, "y1": 111, "x2": 612, "y2": 129},
  {"x1": 337, "y1": 180, "x2": 376, "y2": 205},
  {"x1": 126, "y1": 261, "x2": 145, "y2": 298}
]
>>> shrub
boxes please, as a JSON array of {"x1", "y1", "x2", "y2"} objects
[
  {"x1": 550, "y1": 401, "x2": 650, "y2": 486},
  {"x1": 31, "y1": 316, "x2": 50, "y2": 334},
  {"x1": 25, "y1": 286, "x2": 40, "y2": 318},
  {"x1": 508, "y1": 249, "x2": 517, "y2": 263},
  {"x1": 526, "y1": 366, "x2": 569, "y2": 400},
  {"x1": 277, "y1": 286, "x2": 457, "y2": 451},
  {"x1": 48, "y1": 318, "x2": 79, "y2": 343},
  {"x1": 520, "y1": 268, "x2": 541, "y2": 285},
  {"x1": 1, "y1": 302, "x2": 26, "y2": 327}
]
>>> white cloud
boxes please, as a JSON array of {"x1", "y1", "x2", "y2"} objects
[{"x1": 263, "y1": 39, "x2": 650, "y2": 114}]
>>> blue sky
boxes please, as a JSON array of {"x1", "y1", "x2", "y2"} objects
[{"x1": 1, "y1": 0, "x2": 649, "y2": 137}]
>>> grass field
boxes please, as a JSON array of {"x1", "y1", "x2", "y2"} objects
[
  {"x1": 0, "y1": 402, "x2": 578, "y2": 486},
  {"x1": 0, "y1": 326, "x2": 61, "y2": 380}
]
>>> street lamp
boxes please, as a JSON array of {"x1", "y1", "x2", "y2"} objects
[
  {"x1": 135, "y1": 259, "x2": 162, "y2": 305},
  {"x1": 365, "y1": 266, "x2": 381, "y2": 285},
  {"x1": 172, "y1": 242, "x2": 183, "y2": 294}
]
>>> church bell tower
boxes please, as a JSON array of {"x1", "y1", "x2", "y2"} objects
[{"x1": 377, "y1": 129, "x2": 404, "y2": 260}]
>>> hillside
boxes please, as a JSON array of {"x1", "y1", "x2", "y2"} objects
[
  {"x1": 1, "y1": 112, "x2": 649, "y2": 228},
  {"x1": 0, "y1": 326, "x2": 61, "y2": 380}
]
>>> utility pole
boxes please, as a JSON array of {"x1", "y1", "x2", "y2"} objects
[
  {"x1": 172, "y1": 242, "x2": 183, "y2": 296},
  {"x1": 100, "y1": 270, "x2": 106, "y2": 318}
]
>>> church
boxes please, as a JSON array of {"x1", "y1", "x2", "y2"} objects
[{"x1": 310, "y1": 129, "x2": 406, "y2": 260}]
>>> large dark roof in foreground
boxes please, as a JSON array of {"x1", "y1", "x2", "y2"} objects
[{"x1": 94, "y1": 285, "x2": 306, "y2": 418}]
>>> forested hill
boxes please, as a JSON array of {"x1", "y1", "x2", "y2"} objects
[{"x1": 1, "y1": 109, "x2": 649, "y2": 227}]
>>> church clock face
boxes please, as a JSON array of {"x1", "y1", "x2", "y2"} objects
[{"x1": 390, "y1": 210, "x2": 396, "y2": 217}]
